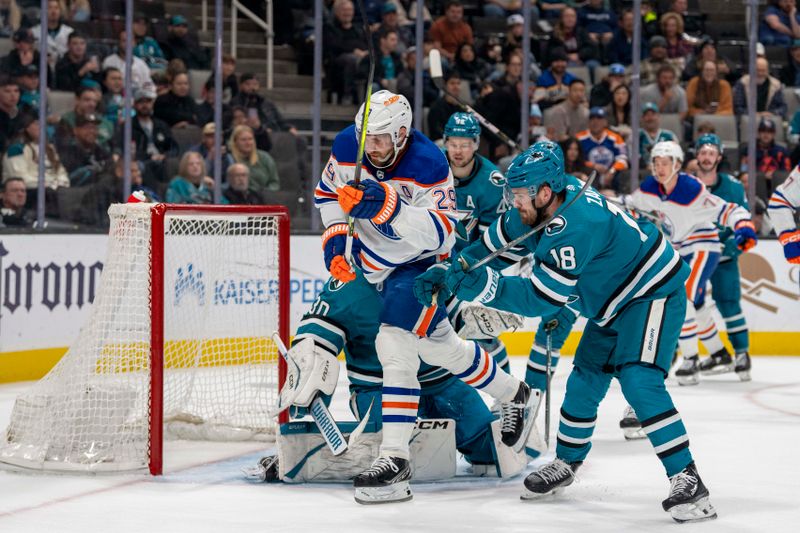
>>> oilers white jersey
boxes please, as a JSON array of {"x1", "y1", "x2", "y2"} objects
[
  {"x1": 768, "y1": 167, "x2": 800, "y2": 236},
  {"x1": 621, "y1": 173, "x2": 752, "y2": 256},
  {"x1": 315, "y1": 125, "x2": 458, "y2": 283}
]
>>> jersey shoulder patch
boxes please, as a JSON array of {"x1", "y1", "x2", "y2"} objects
[{"x1": 544, "y1": 215, "x2": 567, "y2": 236}]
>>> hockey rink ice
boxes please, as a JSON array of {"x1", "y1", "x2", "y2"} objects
[{"x1": 1, "y1": 356, "x2": 798, "y2": 532}]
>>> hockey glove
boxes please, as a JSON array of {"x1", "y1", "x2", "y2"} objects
[
  {"x1": 779, "y1": 229, "x2": 800, "y2": 264},
  {"x1": 337, "y1": 180, "x2": 401, "y2": 224},
  {"x1": 445, "y1": 261, "x2": 501, "y2": 305},
  {"x1": 414, "y1": 263, "x2": 450, "y2": 307},
  {"x1": 322, "y1": 223, "x2": 361, "y2": 283},
  {"x1": 733, "y1": 220, "x2": 757, "y2": 252}
]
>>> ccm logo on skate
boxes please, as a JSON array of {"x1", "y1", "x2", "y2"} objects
[{"x1": 415, "y1": 420, "x2": 450, "y2": 430}]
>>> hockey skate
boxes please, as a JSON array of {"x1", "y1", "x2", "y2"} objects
[
  {"x1": 619, "y1": 405, "x2": 646, "y2": 440},
  {"x1": 520, "y1": 458, "x2": 581, "y2": 500},
  {"x1": 353, "y1": 456, "x2": 412, "y2": 504},
  {"x1": 675, "y1": 356, "x2": 699, "y2": 386},
  {"x1": 242, "y1": 455, "x2": 280, "y2": 483},
  {"x1": 734, "y1": 352, "x2": 752, "y2": 382},
  {"x1": 698, "y1": 348, "x2": 734, "y2": 375},
  {"x1": 500, "y1": 383, "x2": 541, "y2": 453},
  {"x1": 662, "y1": 462, "x2": 717, "y2": 523}
]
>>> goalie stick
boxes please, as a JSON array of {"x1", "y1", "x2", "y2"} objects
[
  {"x1": 344, "y1": 0, "x2": 377, "y2": 264},
  {"x1": 272, "y1": 333, "x2": 372, "y2": 456},
  {"x1": 428, "y1": 49, "x2": 519, "y2": 152}
]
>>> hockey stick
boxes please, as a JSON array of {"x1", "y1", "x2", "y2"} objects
[
  {"x1": 428, "y1": 49, "x2": 520, "y2": 152},
  {"x1": 543, "y1": 318, "x2": 558, "y2": 449},
  {"x1": 272, "y1": 333, "x2": 371, "y2": 456},
  {"x1": 606, "y1": 196, "x2": 662, "y2": 224},
  {"x1": 459, "y1": 171, "x2": 598, "y2": 273},
  {"x1": 344, "y1": 0, "x2": 377, "y2": 264}
]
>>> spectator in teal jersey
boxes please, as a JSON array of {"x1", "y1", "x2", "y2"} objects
[
  {"x1": 132, "y1": 13, "x2": 167, "y2": 69},
  {"x1": 166, "y1": 151, "x2": 227, "y2": 204}
]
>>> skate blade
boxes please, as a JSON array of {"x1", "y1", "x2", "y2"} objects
[
  {"x1": 669, "y1": 497, "x2": 718, "y2": 523},
  {"x1": 513, "y1": 390, "x2": 542, "y2": 453},
  {"x1": 520, "y1": 487, "x2": 561, "y2": 500},
  {"x1": 700, "y1": 364, "x2": 734, "y2": 376},
  {"x1": 676, "y1": 375, "x2": 699, "y2": 386},
  {"x1": 354, "y1": 482, "x2": 412, "y2": 505},
  {"x1": 622, "y1": 427, "x2": 647, "y2": 440},
  {"x1": 736, "y1": 369, "x2": 751, "y2": 382}
]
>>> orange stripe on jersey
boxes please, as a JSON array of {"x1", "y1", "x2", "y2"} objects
[
  {"x1": 315, "y1": 190, "x2": 338, "y2": 199},
  {"x1": 382, "y1": 402, "x2": 419, "y2": 409},
  {"x1": 685, "y1": 251, "x2": 707, "y2": 294},
  {"x1": 415, "y1": 304, "x2": 438, "y2": 337},
  {"x1": 392, "y1": 176, "x2": 450, "y2": 188},
  {"x1": 433, "y1": 211, "x2": 454, "y2": 233},
  {"x1": 360, "y1": 253, "x2": 383, "y2": 272},
  {"x1": 685, "y1": 232, "x2": 720, "y2": 241},
  {"x1": 465, "y1": 351, "x2": 491, "y2": 385},
  {"x1": 697, "y1": 324, "x2": 716, "y2": 336},
  {"x1": 771, "y1": 196, "x2": 793, "y2": 208}
]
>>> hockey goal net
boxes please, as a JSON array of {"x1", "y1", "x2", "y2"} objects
[{"x1": 0, "y1": 203, "x2": 289, "y2": 474}]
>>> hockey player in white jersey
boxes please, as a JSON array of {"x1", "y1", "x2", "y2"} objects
[
  {"x1": 768, "y1": 166, "x2": 800, "y2": 267},
  {"x1": 620, "y1": 141, "x2": 757, "y2": 385},
  {"x1": 315, "y1": 90, "x2": 538, "y2": 504}
]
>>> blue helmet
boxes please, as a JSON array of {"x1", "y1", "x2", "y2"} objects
[
  {"x1": 695, "y1": 133, "x2": 723, "y2": 154},
  {"x1": 505, "y1": 141, "x2": 566, "y2": 195},
  {"x1": 443, "y1": 112, "x2": 481, "y2": 141}
]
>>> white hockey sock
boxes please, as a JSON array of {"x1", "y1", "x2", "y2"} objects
[
  {"x1": 679, "y1": 302, "x2": 699, "y2": 358},
  {"x1": 696, "y1": 304, "x2": 724, "y2": 354}
]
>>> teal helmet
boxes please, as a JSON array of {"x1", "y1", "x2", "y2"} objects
[
  {"x1": 505, "y1": 141, "x2": 566, "y2": 195},
  {"x1": 443, "y1": 112, "x2": 481, "y2": 141},
  {"x1": 695, "y1": 133, "x2": 723, "y2": 154}
]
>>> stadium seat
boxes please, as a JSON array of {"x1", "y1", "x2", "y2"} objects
[
  {"x1": 692, "y1": 114, "x2": 737, "y2": 144},
  {"x1": 171, "y1": 124, "x2": 203, "y2": 152},
  {"x1": 188, "y1": 69, "x2": 211, "y2": 101},
  {"x1": 567, "y1": 66, "x2": 590, "y2": 84},
  {"x1": 56, "y1": 185, "x2": 91, "y2": 223},
  {"x1": 739, "y1": 114, "x2": 785, "y2": 144},
  {"x1": 0, "y1": 38, "x2": 11, "y2": 57},
  {"x1": 49, "y1": 91, "x2": 75, "y2": 116},
  {"x1": 783, "y1": 87, "x2": 800, "y2": 123},
  {"x1": 659, "y1": 113, "x2": 683, "y2": 141}
]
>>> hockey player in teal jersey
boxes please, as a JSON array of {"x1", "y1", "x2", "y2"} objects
[
  {"x1": 435, "y1": 141, "x2": 717, "y2": 523},
  {"x1": 692, "y1": 134, "x2": 752, "y2": 380}
]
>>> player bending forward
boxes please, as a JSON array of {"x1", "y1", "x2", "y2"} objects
[
  {"x1": 315, "y1": 90, "x2": 538, "y2": 504},
  {"x1": 430, "y1": 141, "x2": 717, "y2": 523},
  {"x1": 620, "y1": 141, "x2": 757, "y2": 385},
  {"x1": 768, "y1": 165, "x2": 800, "y2": 269}
]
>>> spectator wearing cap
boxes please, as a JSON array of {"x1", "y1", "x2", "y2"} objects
[
  {"x1": 576, "y1": 107, "x2": 628, "y2": 191},
  {"x1": 100, "y1": 67, "x2": 124, "y2": 124},
  {"x1": 681, "y1": 38, "x2": 734, "y2": 83},
  {"x1": 659, "y1": 12, "x2": 693, "y2": 70},
  {"x1": 15, "y1": 64, "x2": 42, "y2": 113},
  {"x1": 534, "y1": 48, "x2": 577, "y2": 110},
  {"x1": 58, "y1": 112, "x2": 113, "y2": 185},
  {"x1": 733, "y1": 57, "x2": 787, "y2": 119},
  {"x1": 225, "y1": 125, "x2": 279, "y2": 194},
  {"x1": 639, "y1": 35, "x2": 681, "y2": 86},
  {"x1": 102, "y1": 31, "x2": 153, "y2": 92},
  {"x1": 124, "y1": 87, "x2": 178, "y2": 188},
  {"x1": 578, "y1": 0, "x2": 617, "y2": 47},
  {"x1": 0, "y1": 28, "x2": 49, "y2": 80},
  {"x1": 154, "y1": 71, "x2": 199, "y2": 128},
  {"x1": 429, "y1": 0, "x2": 473, "y2": 63},
  {"x1": 55, "y1": 31, "x2": 100, "y2": 92},
  {"x1": 607, "y1": 9, "x2": 644, "y2": 66},
  {"x1": 454, "y1": 43, "x2": 493, "y2": 100},
  {"x1": 159, "y1": 15, "x2": 210, "y2": 70},
  {"x1": 358, "y1": 28, "x2": 404, "y2": 93},
  {"x1": 133, "y1": 13, "x2": 167, "y2": 70},
  {"x1": 545, "y1": 8, "x2": 598, "y2": 68},
  {"x1": 223, "y1": 163, "x2": 265, "y2": 205},
  {"x1": 30, "y1": 0, "x2": 74, "y2": 64},
  {"x1": 638, "y1": 102, "x2": 678, "y2": 169},
  {"x1": 640, "y1": 64, "x2": 688, "y2": 121},
  {"x1": 427, "y1": 70, "x2": 463, "y2": 142},
  {"x1": 58, "y1": 85, "x2": 114, "y2": 150},
  {"x1": 0, "y1": 74, "x2": 21, "y2": 152},
  {"x1": 375, "y1": 2, "x2": 413, "y2": 54},
  {"x1": 0, "y1": 0, "x2": 22, "y2": 38},
  {"x1": 322, "y1": 0, "x2": 368, "y2": 104},
  {"x1": 2, "y1": 112, "x2": 68, "y2": 198},
  {"x1": 191, "y1": 121, "x2": 231, "y2": 178},
  {"x1": 686, "y1": 60, "x2": 733, "y2": 117},
  {"x1": 739, "y1": 117, "x2": 792, "y2": 187},
  {"x1": 779, "y1": 39, "x2": 800, "y2": 87},
  {"x1": 589, "y1": 63, "x2": 626, "y2": 108},
  {"x1": 547, "y1": 78, "x2": 589, "y2": 142},
  {"x1": 759, "y1": 0, "x2": 800, "y2": 47},
  {"x1": 0, "y1": 178, "x2": 31, "y2": 227}
]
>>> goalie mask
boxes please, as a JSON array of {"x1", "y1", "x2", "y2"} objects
[{"x1": 354, "y1": 90, "x2": 413, "y2": 169}]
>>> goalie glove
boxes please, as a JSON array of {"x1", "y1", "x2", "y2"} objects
[{"x1": 278, "y1": 338, "x2": 340, "y2": 410}]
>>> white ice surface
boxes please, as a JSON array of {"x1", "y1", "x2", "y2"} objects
[{"x1": 1, "y1": 356, "x2": 798, "y2": 533}]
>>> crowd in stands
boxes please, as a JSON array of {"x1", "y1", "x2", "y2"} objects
[
  {"x1": 4, "y1": 0, "x2": 800, "y2": 234},
  {"x1": 0, "y1": 0, "x2": 298, "y2": 229}
]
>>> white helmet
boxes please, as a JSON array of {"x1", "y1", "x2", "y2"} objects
[
  {"x1": 354, "y1": 90, "x2": 413, "y2": 168},
  {"x1": 650, "y1": 140, "x2": 684, "y2": 167}
]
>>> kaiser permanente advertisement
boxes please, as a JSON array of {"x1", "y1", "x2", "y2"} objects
[{"x1": 0, "y1": 235, "x2": 797, "y2": 382}]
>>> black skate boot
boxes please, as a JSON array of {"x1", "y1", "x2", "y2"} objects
[
  {"x1": 521, "y1": 458, "x2": 582, "y2": 500},
  {"x1": 675, "y1": 356, "x2": 700, "y2": 386},
  {"x1": 500, "y1": 383, "x2": 541, "y2": 452},
  {"x1": 619, "y1": 405, "x2": 646, "y2": 440},
  {"x1": 353, "y1": 456, "x2": 412, "y2": 504},
  {"x1": 662, "y1": 462, "x2": 717, "y2": 523},
  {"x1": 734, "y1": 352, "x2": 752, "y2": 382},
  {"x1": 699, "y1": 348, "x2": 733, "y2": 375},
  {"x1": 242, "y1": 455, "x2": 280, "y2": 482}
]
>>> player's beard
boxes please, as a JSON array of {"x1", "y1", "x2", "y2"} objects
[{"x1": 697, "y1": 159, "x2": 716, "y2": 174}]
